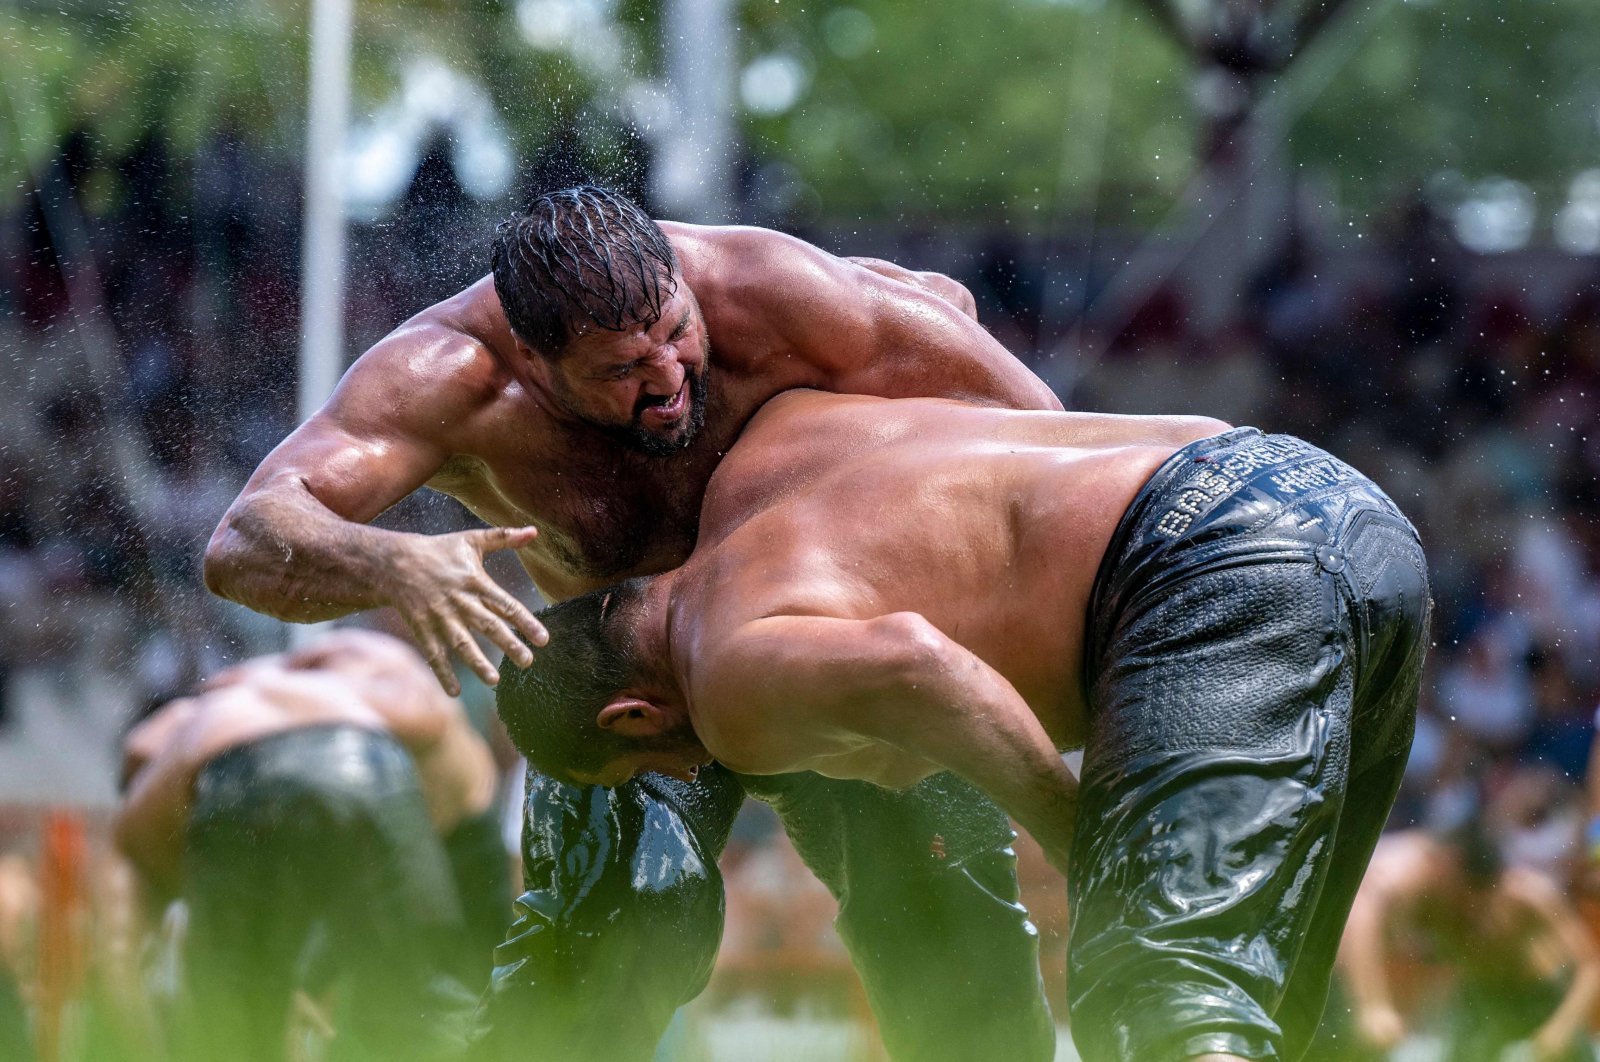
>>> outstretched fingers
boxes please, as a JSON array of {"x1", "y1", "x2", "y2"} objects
[
  {"x1": 408, "y1": 618, "x2": 462, "y2": 697},
  {"x1": 473, "y1": 525, "x2": 539, "y2": 557},
  {"x1": 483, "y1": 584, "x2": 548, "y2": 655},
  {"x1": 448, "y1": 625, "x2": 501, "y2": 689},
  {"x1": 463, "y1": 597, "x2": 530, "y2": 670}
]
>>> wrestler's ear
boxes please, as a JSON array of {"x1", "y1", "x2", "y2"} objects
[{"x1": 597, "y1": 697, "x2": 670, "y2": 738}]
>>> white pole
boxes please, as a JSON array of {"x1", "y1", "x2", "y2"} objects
[
  {"x1": 299, "y1": 0, "x2": 353, "y2": 422},
  {"x1": 657, "y1": 0, "x2": 736, "y2": 221},
  {"x1": 293, "y1": 0, "x2": 353, "y2": 647}
]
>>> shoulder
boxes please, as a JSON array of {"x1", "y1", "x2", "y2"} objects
[
  {"x1": 1367, "y1": 831, "x2": 1439, "y2": 893},
  {"x1": 327, "y1": 284, "x2": 511, "y2": 441},
  {"x1": 664, "y1": 221, "x2": 842, "y2": 279},
  {"x1": 1501, "y1": 865, "x2": 1564, "y2": 908},
  {"x1": 666, "y1": 222, "x2": 869, "y2": 320}
]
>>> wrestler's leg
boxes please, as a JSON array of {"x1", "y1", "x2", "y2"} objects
[
  {"x1": 469, "y1": 765, "x2": 744, "y2": 1062},
  {"x1": 313, "y1": 732, "x2": 472, "y2": 1062},
  {"x1": 1069, "y1": 557, "x2": 1360, "y2": 1062},
  {"x1": 1275, "y1": 508, "x2": 1430, "y2": 1060},
  {"x1": 181, "y1": 753, "x2": 328, "y2": 1062},
  {"x1": 441, "y1": 805, "x2": 515, "y2": 970},
  {"x1": 746, "y1": 771, "x2": 1056, "y2": 1062}
]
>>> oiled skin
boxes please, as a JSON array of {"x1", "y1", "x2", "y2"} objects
[
  {"x1": 201, "y1": 223, "x2": 1066, "y2": 1062},
  {"x1": 203, "y1": 224, "x2": 1058, "y2": 622},
  {"x1": 610, "y1": 394, "x2": 1227, "y2": 821}
]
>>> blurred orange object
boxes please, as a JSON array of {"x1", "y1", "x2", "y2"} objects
[{"x1": 36, "y1": 810, "x2": 87, "y2": 1062}]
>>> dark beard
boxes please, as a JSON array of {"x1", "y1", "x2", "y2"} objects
[{"x1": 600, "y1": 365, "x2": 711, "y2": 457}]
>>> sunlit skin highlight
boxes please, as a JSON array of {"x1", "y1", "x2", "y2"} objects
[{"x1": 203, "y1": 216, "x2": 1060, "y2": 696}]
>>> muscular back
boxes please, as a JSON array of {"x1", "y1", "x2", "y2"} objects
[
  {"x1": 216, "y1": 224, "x2": 1058, "y2": 606},
  {"x1": 673, "y1": 392, "x2": 1227, "y2": 747},
  {"x1": 446, "y1": 222, "x2": 1056, "y2": 596}
]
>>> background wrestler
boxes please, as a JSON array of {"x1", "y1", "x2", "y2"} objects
[
  {"x1": 501, "y1": 391, "x2": 1432, "y2": 1062},
  {"x1": 115, "y1": 630, "x2": 504, "y2": 1062},
  {"x1": 204, "y1": 187, "x2": 1061, "y2": 1060},
  {"x1": 1322, "y1": 826, "x2": 1600, "y2": 1062}
]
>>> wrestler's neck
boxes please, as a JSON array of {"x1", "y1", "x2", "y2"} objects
[{"x1": 628, "y1": 571, "x2": 690, "y2": 704}]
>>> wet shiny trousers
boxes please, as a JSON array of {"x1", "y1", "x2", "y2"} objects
[
  {"x1": 471, "y1": 767, "x2": 1056, "y2": 1061},
  {"x1": 181, "y1": 726, "x2": 489, "y2": 1062},
  {"x1": 1070, "y1": 429, "x2": 1431, "y2": 1062}
]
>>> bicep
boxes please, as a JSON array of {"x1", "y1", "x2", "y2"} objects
[
  {"x1": 691, "y1": 614, "x2": 904, "y2": 772},
  {"x1": 232, "y1": 398, "x2": 448, "y2": 525}
]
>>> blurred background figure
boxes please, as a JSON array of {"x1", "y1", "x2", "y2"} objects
[
  {"x1": 114, "y1": 630, "x2": 507, "y2": 1062},
  {"x1": 1312, "y1": 820, "x2": 1600, "y2": 1062},
  {"x1": 0, "y1": 849, "x2": 38, "y2": 1060},
  {"x1": 6, "y1": 0, "x2": 1600, "y2": 1057}
]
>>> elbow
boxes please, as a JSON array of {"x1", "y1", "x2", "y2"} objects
[
  {"x1": 201, "y1": 522, "x2": 238, "y2": 602},
  {"x1": 1578, "y1": 953, "x2": 1600, "y2": 985},
  {"x1": 871, "y1": 612, "x2": 952, "y2": 682}
]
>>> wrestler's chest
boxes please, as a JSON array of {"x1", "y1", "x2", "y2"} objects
[{"x1": 438, "y1": 454, "x2": 708, "y2": 586}]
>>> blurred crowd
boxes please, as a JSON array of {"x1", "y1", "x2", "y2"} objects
[{"x1": 3, "y1": 125, "x2": 1600, "y2": 1058}]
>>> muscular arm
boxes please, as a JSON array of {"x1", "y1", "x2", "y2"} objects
[
  {"x1": 1338, "y1": 873, "x2": 1404, "y2": 1014},
  {"x1": 204, "y1": 327, "x2": 464, "y2": 620},
  {"x1": 204, "y1": 330, "x2": 545, "y2": 692},
  {"x1": 1504, "y1": 868, "x2": 1600, "y2": 1054},
  {"x1": 114, "y1": 736, "x2": 199, "y2": 900},
  {"x1": 682, "y1": 225, "x2": 1062, "y2": 413},
  {"x1": 692, "y1": 611, "x2": 1078, "y2": 865},
  {"x1": 1336, "y1": 841, "x2": 1424, "y2": 1047}
]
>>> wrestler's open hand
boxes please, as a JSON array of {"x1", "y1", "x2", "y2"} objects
[
  {"x1": 1355, "y1": 1005, "x2": 1404, "y2": 1051},
  {"x1": 383, "y1": 525, "x2": 547, "y2": 694},
  {"x1": 1531, "y1": 1023, "x2": 1577, "y2": 1062}
]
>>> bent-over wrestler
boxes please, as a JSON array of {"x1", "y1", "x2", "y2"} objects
[
  {"x1": 1324, "y1": 827, "x2": 1600, "y2": 1062},
  {"x1": 115, "y1": 630, "x2": 505, "y2": 1062},
  {"x1": 205, "y1": 186, "x2": 1062, "y2": 1060},
  {"x1": 501, "y1": 391, "x2": 1432, "y2": 1062}
]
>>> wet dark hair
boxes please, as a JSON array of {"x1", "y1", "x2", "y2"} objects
[
  {"x1": 495, "y1": 579, "x2": 650, "y2": 778},
  {"x1": 491, "y1": 185, "x2": 678, "y2": 358}
]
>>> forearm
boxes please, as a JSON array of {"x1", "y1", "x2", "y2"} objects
[
  {"x1": 1339, "y1": 901, "x2": 1397, "y2": 1013},
  {"x1": 851, "y1": 616, "x2": 1077, "y2": 860},
  {"x1": 1539, "y1": 962, "x2": 1600, "y2": 1044},
  {"x1": 204, "y1": 482, "x2": 408, "y2": 622}
]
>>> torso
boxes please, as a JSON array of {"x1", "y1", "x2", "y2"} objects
[
  {"x1": 408, "y1": 230, "x2": 830, "y2": 601},
  {"x1": 131, "y1": 665, "x2": 487, "y2": 832},
  {"x1": 671, "y1": 391, "x2": 1226, "y2": 758},
  {"x1": 1377, "y1": 835, "x2": 1568, "y2": 984}
]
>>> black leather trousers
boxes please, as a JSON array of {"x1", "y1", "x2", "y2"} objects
[
  {"x1": 1069, "y1": 429, "x2": 1431, "y2": 1062},
  {"x1": 471, "y1": 766, "x2": 1057, "y2": 1061},
  {"x1": 182, "y1": 725, "x2": 474, "y2": 1062}
]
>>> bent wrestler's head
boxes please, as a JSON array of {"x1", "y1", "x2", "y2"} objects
[
  {"x1": 496, "y1": 578, "x2": 710, "y2": 786},
  {"x1": 491, "y1": 186, "x2": 711, "y2": 456}
]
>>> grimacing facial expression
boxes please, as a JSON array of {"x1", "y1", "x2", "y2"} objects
[{"x1": 552, "y1": 285, "x2": 711, "y2": 456}]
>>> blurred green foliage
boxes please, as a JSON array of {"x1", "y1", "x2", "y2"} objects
[
  {"x1": 1293, "y1": 0, "x2": 1600, "y2": 214},
  {"x1": 1, "y1": 0, "x2": 1598, "y2": 224}
]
